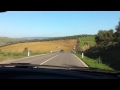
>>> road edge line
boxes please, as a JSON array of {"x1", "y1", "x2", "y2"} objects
[{"x1": 73, "y1": 54, "x2": 88, "y2": 67}]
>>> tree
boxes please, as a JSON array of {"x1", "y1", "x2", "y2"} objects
[
  {"x1": 95, "y1": 30, "x2": 114, "y2": 46},
  {"x1": 114, "y1": 20, "x2": 120, "y2": 42},
  {"x1": 75, "y1": 38, "x2": 80, "y2": 52},
  {"x1": 23, "y1": 47, "x2": 28, "y2": 52}
]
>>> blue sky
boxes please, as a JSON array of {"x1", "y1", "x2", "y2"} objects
[{"x1": 0, "y1": 11, "x2": 120, "y2": 38}]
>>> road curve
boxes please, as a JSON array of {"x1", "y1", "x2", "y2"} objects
[{"x1": 0, "y1": 52, "x2": 88, "y2": 67}]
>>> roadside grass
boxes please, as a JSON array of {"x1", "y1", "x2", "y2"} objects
[
  {"x1": 74, "y1": 53, "x2": 114, "y2": 71},
  {"x1": 84, "y1": 45, "x2": 120, "y2": 71},
  {"x1": 79, "y1": 36, "x2": 96, "y2": 46},
  {"x1": 80, "y1": 36, "x2": 95, "y2": 41},
  {"x1": 0, "y1": 52, "x2": 47, "y2": 62}
]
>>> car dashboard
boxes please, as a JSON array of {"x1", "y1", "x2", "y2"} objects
[{"x1": 0, "y1": 67, "x2": 119, "y2": 79}]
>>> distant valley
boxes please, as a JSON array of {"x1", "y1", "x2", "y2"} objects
[
  {"x1": 0, "y1": 36, "x2": 53, "y2": 46},
  {"x1": 21, "y1": 37, "x2": 53, "y2": 40}
]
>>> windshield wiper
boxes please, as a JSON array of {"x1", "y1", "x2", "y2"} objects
[
  {"x1": 0, "y1": 63, "x2": 70, "y2": 69},
  {"x1": 0, "y1": 63, "x2": 34, "y2": 68},
  {"x1": 0, "y1": 63, "x2": 95, "y2": 71}
]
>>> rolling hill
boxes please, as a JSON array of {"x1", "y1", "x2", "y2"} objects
[
  {"x1": 0, "y1": 37, "x2": 23, "y2": 45},
  {"x1": 0, "y1": 36, "x2": 54, "y2": 46},
  {"x1": 0, "y1": 39, "x2": 77, "y2": 52}
]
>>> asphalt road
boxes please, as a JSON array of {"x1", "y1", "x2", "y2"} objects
[{"x1": 0, "y1": 52, "x2": 88, "y2": 67}]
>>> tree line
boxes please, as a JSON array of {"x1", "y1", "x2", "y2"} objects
[
  {"x1": 0, "y1": 34, "x2": 95, "y2": 47},
  {"x1": 94, "y1": 20, "x2": 120, "y2": 50},
  {"x1": 84, "y1": 20, "x2": 120, "y2": 70}
]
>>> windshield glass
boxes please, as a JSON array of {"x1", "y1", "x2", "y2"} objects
[{"x1": 0, "y1": 11, "x2": 120, "y2": 72}]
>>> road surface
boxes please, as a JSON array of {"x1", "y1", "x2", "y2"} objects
[{"x1": 0, "y1": 52, "x2": 88, "y2": 67}]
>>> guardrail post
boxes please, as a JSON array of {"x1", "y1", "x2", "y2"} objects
[
  {"x1": 82, "y1": 53, "x2": 84, "y2": 58},
  {"x1": 28, "y1": 51, "x2": 30, "y2": 56}
]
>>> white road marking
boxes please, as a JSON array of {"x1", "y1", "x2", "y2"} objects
[
  {"x1": 0, "y1": 54, "x2": 47, "y2": 64},
  {"x1": 73, "y1": 54, "x2": 88, "y2": 67},
  {"x1": 40, "y1": 54, "x2": 59, "y2": 65}
]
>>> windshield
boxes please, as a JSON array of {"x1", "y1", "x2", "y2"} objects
[{"x1": 0, "y1": 11, "x2": 120, "y2": 72}]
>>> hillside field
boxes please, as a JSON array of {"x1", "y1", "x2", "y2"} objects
[
  {"x1": 0, "y1": 39, "x2": 77, "y2": 52},
  {"x1": 79, "y1": 36, "x2": 96, "y2": 46}
]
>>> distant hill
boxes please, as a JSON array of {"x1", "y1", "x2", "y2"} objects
[
  {"x1": 0, "y1": 34, "x2": 95, "y2": 46},
  {"x1": 21, "y1": 37, "x2": 53, "y2": 40},
  {"x1": 0, "y1": 36, "x2": 54, "y2": 46},
  {"x1": 0, "y1": 37, "x2": 23, "y2": 46}
]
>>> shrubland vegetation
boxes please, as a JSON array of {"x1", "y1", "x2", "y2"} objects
[{"x1": 75, "y1": 20, "x2": 120, "y2": 70}]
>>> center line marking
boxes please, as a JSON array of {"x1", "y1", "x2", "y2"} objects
[{"x1": 40, "y1": 54, "x2": 59, "y2": 65}]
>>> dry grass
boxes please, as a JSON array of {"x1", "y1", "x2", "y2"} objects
[
  {"x1": 80, "y1": 44, "x2": 90, "y2": 52},
  {"x1": 0, "y1": 39, "x2": 77, "y2": 52}
]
